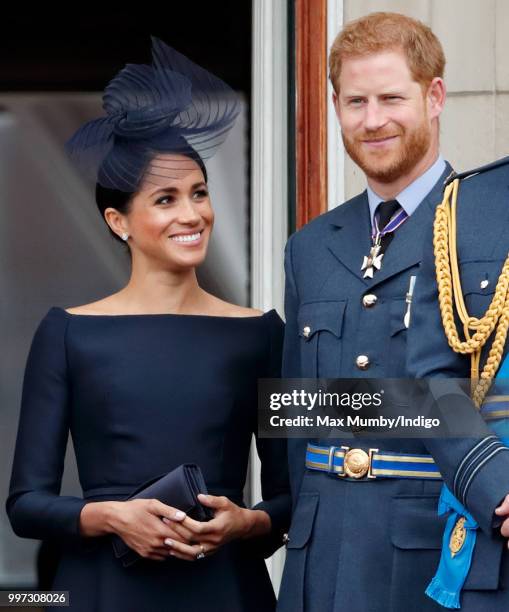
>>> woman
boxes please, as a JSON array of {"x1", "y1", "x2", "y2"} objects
[{"x1": 6, "y1": 38, "x2": 290, "y2": 612}]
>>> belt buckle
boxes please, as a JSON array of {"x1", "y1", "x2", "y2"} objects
[
  {"x1": 327, "y1": 446, "x2": 339, "y2": 475},
  {"x1": 367, "y1": 448, "x2": 378, "y2": 479},
  {"x1": 339, "y1": 446, "x2": 378, "y2": 479}
]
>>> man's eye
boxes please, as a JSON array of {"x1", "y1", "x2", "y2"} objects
[{"x1": 349, "y1": 98, "x2": 364, "y2": 105}]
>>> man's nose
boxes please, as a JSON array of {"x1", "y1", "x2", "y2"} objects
[{"x1": 363, "y1": 100, "x2": 387, "y2": 132}]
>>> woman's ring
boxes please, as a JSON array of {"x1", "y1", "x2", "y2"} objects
[{"x1": 196, "y1": 545, "x2": 206, "y2": 560}]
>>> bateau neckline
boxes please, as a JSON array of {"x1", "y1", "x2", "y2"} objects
[{"x1": 54, "y1": 306, "x2": 276, "y2": 320}]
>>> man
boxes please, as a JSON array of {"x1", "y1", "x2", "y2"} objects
[
  {"x1": 278, "y1": 12, "x2": 450, "y2": 611},
  {"x1": 406, "y1": 157, "x2": 509, "y2": 609}
]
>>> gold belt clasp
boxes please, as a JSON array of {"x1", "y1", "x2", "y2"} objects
[{"x1": 340, "y1": 446, "x2": 378, "y2": 479}]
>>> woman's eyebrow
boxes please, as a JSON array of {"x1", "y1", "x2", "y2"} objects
[{"x1": 149, "y1": 182, "x2": 207, "y2": 197}]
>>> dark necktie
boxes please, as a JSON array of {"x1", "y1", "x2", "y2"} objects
[{"x1": 375, "y1": 199, "x2": 402, "y2": 254}]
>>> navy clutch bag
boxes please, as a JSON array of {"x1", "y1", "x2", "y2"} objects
[{"x1": 112, "y1": 464, "x2": 213, "y2": 566}]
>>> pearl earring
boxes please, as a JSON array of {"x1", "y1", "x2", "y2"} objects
[{"x1": 121, "y1": 232, "x2": 129, "y2": 241}]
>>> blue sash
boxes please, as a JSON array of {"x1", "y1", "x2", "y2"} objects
[{"x1": 425, "y1": 360, "x2": 509, "y2": 608}]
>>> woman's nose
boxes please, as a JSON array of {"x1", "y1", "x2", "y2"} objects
[{"x1": 177, "y1": 199, "x2": 201, "y2": 224}]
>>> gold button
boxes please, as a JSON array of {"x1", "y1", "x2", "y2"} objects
[
  {"x1": 356, "y1": 355, "x2": 370, "y2": 370},
  {"x1": 343, "y1": 448, "x2": 370, "y2": 478},
  {"x1": 303, "y1": 325, "x2": 311, "y2": 338},
  {"x1": 362, "y1": 294, "x2": 377, "y2": 308}
]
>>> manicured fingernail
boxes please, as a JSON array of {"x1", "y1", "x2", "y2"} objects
[
  {"x1": 198, "y1": 494, "x2": 208, "y2": 501},
  {"x1": 164, "y1": 539, "x2": 173, "y2": 547},
  {"x1": 162, "y1": 517, "x2": 169, "y2": 524},
  {"x1": 175, "y1": 511, "x2": 185, "y2": 520}
]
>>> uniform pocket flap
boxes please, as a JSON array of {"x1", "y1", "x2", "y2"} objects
[
  {"x1": 286, "y1": 492, "x2": 319, "y2": 549},
  {"x1": 390, "y1": 496, "x2": 445, "y2": 549},
  {"x1": 459, "y1": 259, "x2": 504, "y2": 296},
  {"x1": 390, "y1": 496, "x2": 504, "y2": 590},
  {"x1": 297, "y1": 301, "x2": 346, "y2": 340}
]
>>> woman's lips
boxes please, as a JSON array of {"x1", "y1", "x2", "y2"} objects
[{"x1": 169, "y1": 230, "x2": 203, "y2": 246}]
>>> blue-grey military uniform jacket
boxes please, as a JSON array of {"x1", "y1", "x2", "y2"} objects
[
  {"x1": 278, "y1": 166, "x2": 454, "y2": 612},
  {"x1": 405, "y1": 156, "x2": 509, "y2": 610}
]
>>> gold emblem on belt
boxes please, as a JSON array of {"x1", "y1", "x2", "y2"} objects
[
  {"x1": 449, "y1": 516, "x2": 467, "y2": 557},
  {"x1": 343, "y1": 448, "x2": 370, "y2": 478}
]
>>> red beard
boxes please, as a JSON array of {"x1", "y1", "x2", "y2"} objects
[{"x1": 342, "y1": 117, "x2": 431, "y2": 184}]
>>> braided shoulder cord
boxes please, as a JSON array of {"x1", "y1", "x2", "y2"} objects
[{"x1": 433, "y1": 178, "x2": 509, "y2": 407}]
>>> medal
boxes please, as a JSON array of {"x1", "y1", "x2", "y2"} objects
[
  {"x1": 361, "y1": 205, "x2": 408, "y2": 277},
  {"x1": 449, "y1": 516, "x2": 467, "y2": 557},
  {"x1": 361, "y1": 238, "x2": 384, "y2": 279}
]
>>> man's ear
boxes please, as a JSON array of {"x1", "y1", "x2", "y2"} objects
[
  {"x1": 332, "y1": 90, "x2": 342, "y2": 123},
  {"x1": 426, "y1": 77, "x2": 446, "y2": 121}
]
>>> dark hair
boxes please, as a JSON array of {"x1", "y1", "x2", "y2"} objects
[{"x1": 95, "y1": 149, "x2": 208, "y2": 245}]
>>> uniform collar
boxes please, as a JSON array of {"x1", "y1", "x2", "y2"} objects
[
  {"x1": 366, "y1": 154, "x2": 446, "y2": 227},
  {"x1": 325, "y1": 161, "x2": 452, "y2": 287}
]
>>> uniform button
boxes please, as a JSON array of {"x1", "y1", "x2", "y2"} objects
[
  {"x1": 283, "y1": 533, "x2": 290, "y2": 544},
  {"x1": 356, "y1": 355, "x2": 370, "y2": 370},
  {"x1": 362, "y1": 294, "x2": 378, "y2": 308},
  {"x1": 303, "y1": 325, "x2": 311, "y2": 338}
]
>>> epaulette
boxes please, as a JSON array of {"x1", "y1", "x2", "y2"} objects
[{"x1": 444, "y1": 155, "x2": 509, "y2": 187}]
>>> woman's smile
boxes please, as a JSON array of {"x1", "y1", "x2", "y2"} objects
[{"x1": 169, "y1": 230, "x2": 204, "y2": 246}]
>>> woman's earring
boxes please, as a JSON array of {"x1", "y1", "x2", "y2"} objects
[{"x1": 121, "y1": 232, "x2": 129, "y2": 242}]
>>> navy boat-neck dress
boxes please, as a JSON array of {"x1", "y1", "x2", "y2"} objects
[{"x1": 7, "y1": 307, "x2": 290, "y2": 612}]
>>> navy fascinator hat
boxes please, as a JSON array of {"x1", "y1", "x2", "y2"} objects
[{"x1": 66, "y1": 37, "x2": 240, "y2": 192}]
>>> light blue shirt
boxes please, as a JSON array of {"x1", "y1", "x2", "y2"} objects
[{"x1": 366, "y1": 155, "x2": 447, "y2": 228}]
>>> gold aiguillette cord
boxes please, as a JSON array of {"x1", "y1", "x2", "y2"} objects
[{"x1": 433, "y1": 178, "x2": 509, "y2": 406}]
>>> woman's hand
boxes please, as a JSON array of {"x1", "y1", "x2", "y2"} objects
[
  {"x1": 164, "y1": 494, "x2": 271, "y2": 562},
  {"x1": 79, "y1": 499, "x2": 195, "y2": 561}
]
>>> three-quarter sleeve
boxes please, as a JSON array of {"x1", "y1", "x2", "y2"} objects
[
  {"x1": 6, "y1": 308, "x2": 87, "y2": 541},
  {"x1": 250, "y1": 310, "x2": 291, "y2": 557}
]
